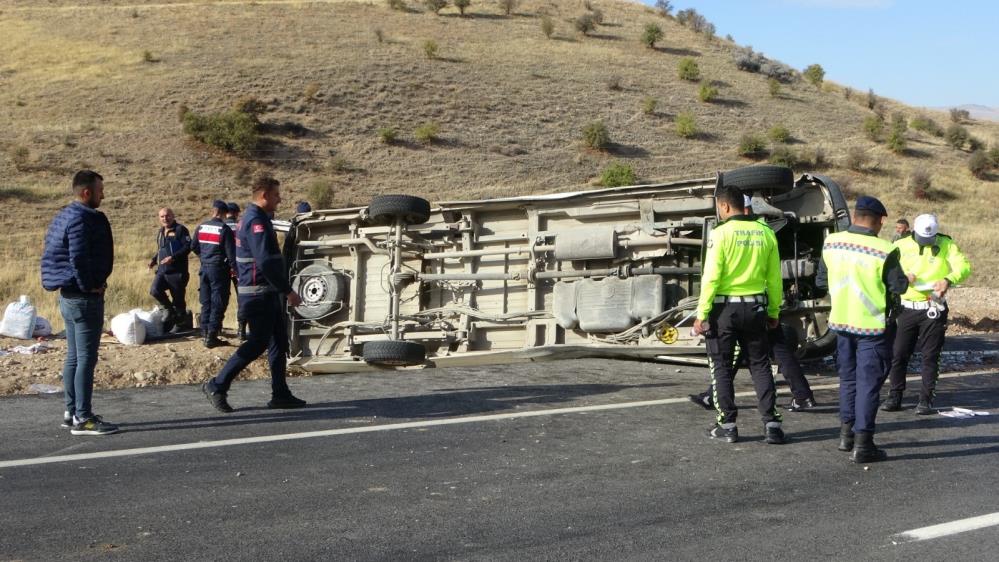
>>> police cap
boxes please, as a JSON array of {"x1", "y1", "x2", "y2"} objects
[
  {"x1": 212, "y1": 199, "x2": 227, "y2": 212},
  {"x1": 855, "y1": 195, "x2": 887, "y2": 217}
]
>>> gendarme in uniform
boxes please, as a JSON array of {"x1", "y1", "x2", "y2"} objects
[{"x1": 696, "y1": 186, "x2": 784, "y2": 445}]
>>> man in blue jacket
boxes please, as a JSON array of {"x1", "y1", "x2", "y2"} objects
[
  {"x1": 148, "y1": 207, "x2": 192, "y2": 332},
  {"x1": 202, "y1": 175, "x2": 306, "y2": 412},
  {"x1": 41, "y1": 170, "x2": 118, "y2": 436},
  {"x1": 191, "y1": 200, "x2": 237, "y2": 349}
]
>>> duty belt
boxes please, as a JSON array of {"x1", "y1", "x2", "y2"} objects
[
  {"x1": 901, "y1": 298, "x2": 947, "y2": 319},
  {"x1": 237, "y1": 285, "x2": 278, "y2": 295},
  {"x1": 714, "y1": 295, "x2": 765, "y2": 304},
  {"x1": 900, "y1": 300, "x2": 932, "y2": 310}
]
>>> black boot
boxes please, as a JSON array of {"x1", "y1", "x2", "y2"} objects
[
  {"x1": 916, "y1": 398, "x2": 935, "y2": 415},
  {"x1": 880, "y1": 391, "x2": 902, "y2": 412},
  {"x1": 237, "y1": 320, "x2": 247, "y2": 341},
  {"x1": 204, "y1": 331, "x2": 226, "y2": 349},
  {"x1": 851, "y1": 431, "x2": 887, "y2": 463},
  {"x1": 838, "y1": 422, "x2": 855, "y2": 452},
  {"x1": 162, "y1": 305, "x2": 178, "y2": 334}
]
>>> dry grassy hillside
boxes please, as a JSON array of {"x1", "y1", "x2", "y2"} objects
[{"x1": 2, "y1": 0, "x2": 998, "y2": 329}]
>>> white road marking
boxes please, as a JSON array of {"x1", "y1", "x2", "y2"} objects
[
  {"x1": 0, "y1": 369, "x2": 996, "y2": 470},
  {"x1": 891, "y1": 512, "x2": 999, "y2": 544}
]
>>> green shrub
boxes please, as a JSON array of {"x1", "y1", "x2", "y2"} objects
[
  {"x1": 909, "y1": 168, "x2": 931, "y2": 194},
  {"x1": 889, "y1": 112, "x2": 907, "y2": 134},
  {"x1": 307, "y1": 179, "x2": 334, "y2": 209},
  {"x1": 374, "y1": 28, "x2": 385, "y2": 43},
  {"x1": 641, "y1": 96, "x2": 657, "y2": 115},
  {"x1": 328, "y1": 156, "x2": 352, "y2": 173},
  {"x1": 182, "y1": 110, "x2": 260, "y2": 155},
  {"x1": 541, "y1": 15, "x2": 555, "y2": 38},
  {"x1": 798, "y1": 145, "x2": 827, "y2": 169},
  {"x1": 768, "y1": 145, "x2": 796, "y2": 167},
  {"x1": 414, "y1": 122, "x2": 440, "y2": 144},
  {"x1": 910, "y1": 116, "x2": 942, "y2": 136},
  {"x1": 968, "y1": 136, "x2": 984, "y2": 152},
  {"x1": 866, "y1": 88, "x2": 877, "y2": 110},
  {"x1": 378, "y1": 128, "x2": 397, "y2": 144},
  {"x1": 697, "y1": 81, "x2": 718, "y2": 103},
  {"x1": 886, "y1": 128, "x2": 906, "y2": 154},
  {"x1": 677, "y1": 58, "x2": 700, "y2": 81},
  {"x1": 499, "y1": 0, "x2": 518, "y2": 16},
  {"x1": 988, "y1": 146, "x2": 999, "y2": 168},
  {"x1": 737, "y1": 133, "x2": 767, "y2": 157},
  {"x1": 591, "y1": 8, "x2": 604, "y2": 24},
  {"x1": 387, "y1": 0, "x2": 406, "y2": 10},
  {"x1": 863, "y1": 116, "x2": 884, "y2": 141},
  {"x1": 768, "y1": 78, "x2": 780, "y2": 98},
  {"x1": 582, "y1": 121, "x2": 611, "y2": 150},
  {"x1": 422, "y1": 39, "x2": 439, "y2": 59},
  {"x1": 11, "y1": 146, "x2": 30, "y2": 171},
  {"x1": 802, "y1": 64, "x2": 824, "y2": 88},
  {"x1": 950, "y1": 108, "x2": 970, "y2": 123},
  {"x1": 843, "y1": 87, "x2": 852, "y2": 100},
  {"x1": 767, "y1": 124, "x2": 790, "y2": 144},
  {"x1": 600, "y1": 162, "x2": 636, "y2": 187},
  {"x1": 969, "y1": 150, "x2": 989, "y2": 179},
  {"x1": 606, "y1": 75, "x2": 622, "y2": 91},
  {"x1": 232, "y1": 95, "x2": 267, "y2": 117},
  {"x1": 575, "y1": 14, "x2": 596, "y2": 35},
  {"x1": 454, "y1": 0, "x2": 470, "y2": 15},
  {"x1": 675, "y1": 111, "x2": 697, "y2": 138},
  {"x1": 944, "y1": 124, "x2": 969, "y2": 149},
  {"x1": 844, "y1": 146, "x2": 869, "y2": 171},
  {"x1": 642, "y1": 23, "x2": 664, "y2": 48},
  {"x1": 142, "y1": 50, "x2": 157, "y2": 63},
  {"x1": 424, "y1": 0, "x2": 447, "y2": 14}
]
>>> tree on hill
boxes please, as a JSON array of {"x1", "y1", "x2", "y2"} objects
[
  {"x1": 642, "y1": 24, "x2": 664, "y2": 48},
  {"x1": 655, "y1": 0, "x2": 673, "y2": 18},
  {"x1": 803, "y1": 64, "x2": 825, "y2": 89}
]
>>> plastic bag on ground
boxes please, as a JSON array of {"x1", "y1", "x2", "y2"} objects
[
  {"x1": 111, "y1": 312, "x2": 146, "y2": 345},
  {"x1": 133, "y1": 307, "x2": 166, "y2": 339},
  {"x1": 32, "y1": 316, "x2": 53, "y2": 338},
  {"x1": 0, "y1": 295, "x2": 38, "y2": 340}
]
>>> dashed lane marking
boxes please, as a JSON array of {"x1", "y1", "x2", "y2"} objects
[
  {"x1": 891, "y1": 512, "x2": 999, "y2": 544},
  {"x1": 0, "y1": 368, "x2": 996, "y2": 470}
]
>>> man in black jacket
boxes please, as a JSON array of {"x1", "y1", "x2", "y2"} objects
[
  {"x1": 40, "y1": 170, "x2": 118, "y2": 436},
  {"x1": 148, "y1": 207, "x2": 192, "y2": 331}
]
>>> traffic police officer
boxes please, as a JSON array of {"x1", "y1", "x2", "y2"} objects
[
  {"x1": 191, "y1": 200, "x2": 236, "y2": 349},
  {"x1": 817, "y1": 196, "x2": 908, "y2": 463},
  {"x1": 883, "y1": 213, "x2": 971, "y2": 414},
  {"x1": 693, "y1": 186, "x2": 785, "y2": 445},
  {"x1": 689, "y1": 196, "x2": 815, "y2": 413},
  {"x1": 202, "y1": 175, "x2": 305, "y2": 412},
  {"x1": 225, "y1": 202, "x2": 247, "y2": 341},
  {"x1": 148, "y1": 207, "x2": 192, "y2": 331}
]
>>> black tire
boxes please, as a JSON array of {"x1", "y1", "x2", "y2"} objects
[
  {"x1": 719, "y1": 165, "x2": 794, "y2": 195},
  {"x1": 367, "y1": 195, "x2": 431, "y2": 225},
  {"x1": 362, "y1": 340, "x2": 427, "y2": 366},
  {"x1": 291, "y1": 263, "x2": 347, "y2": 320}
]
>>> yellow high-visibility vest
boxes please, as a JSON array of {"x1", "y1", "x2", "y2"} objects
[
  {"x1": 822, "y1": 231, "x2": 894, "y2": 336},
  {"x1": 893, "y1": 234, "x2": 971, "y2": 302}
]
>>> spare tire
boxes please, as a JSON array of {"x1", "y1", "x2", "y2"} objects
[
  {"x1": 291, "y1": 263, "x2": 347, "y2": 320},
  {"x1": 719, "y1": 165, "x2": 794, "y2": 195},
  {"x1": 368, "y1": 195, "x2": 431, "y2": 225},
  {"x1": 362, "y1": 340, "x2": 427, "y2": 366}
]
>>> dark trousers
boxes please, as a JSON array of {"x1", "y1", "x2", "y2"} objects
[
  {"x1": 198, "y1": 266, "x2": 232, "y2": 333},
  {"x1": 887, "y1": 307, "x2": 948, "y2": 401},
  {"x1": 151, "y1": 270, "x2": 189, "y2": 312},
  {"x1": 59, "y1": 294, "x2": 104, "y2": 421},
  {"x1": 700, "y1": 325, "x2": 813, "y2": 401},
  {"x1": 209, "y1": 293, "x2": 290, "y2": 397},
  {"x1": 836, "y1": 332, "x2": 890, "y2": 433},
  {"x1": 706, "y1": 302, "x2": 781, "y2": 425}
]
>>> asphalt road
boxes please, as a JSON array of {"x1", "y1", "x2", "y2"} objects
[{"x1": 1, "y1": 336, "x2": 998, "y2": 561}]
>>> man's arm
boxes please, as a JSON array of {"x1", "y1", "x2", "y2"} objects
[
  {"x1": 945, "y1": 238, "x2": 971, "y2": 285},
  {"x1": 66, "y1": 217, "x2": 96, "y2": 292},
  {"x1": 815, "y1": 256, "x2": 828, "y2": 297},
  {"x1": 882, "y1": 248, "x2": 909, "y2": 296},
  {"x1": 222, "y1": 224, "x2": 237, "y2": 269},
  {"x1": 765, "y1": 231, "x2": 783, "y2": 319},
  {"x1": 190, "y1": 225, "x2": 201, "y2": 256},
  {"x1": 247, "y1": 219, "x2": 293, "y2": 294},
  {"x1": 172, "y1": 224, "x2": 192, "y2": 260},
  {"x1": 696, "y1": 229, "x2": 724, "y2": 321}
]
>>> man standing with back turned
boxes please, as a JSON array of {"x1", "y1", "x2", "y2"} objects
[
  {"x1": 41, "y1": 170, "x2": 118, "y2": 435},
  {"x1": 191, "y1": 199, "x2": 236, "y2": 349},
  {"x1": 818, "y1": 196, "x2": 908, "y2": 463},
  {"x1": 693, "y1": 185, "x2": 785, "y2": 445},
  {"x1": 202, "y1": 175, "x2": 306, "y2": 412}
]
